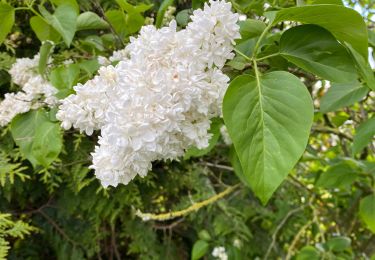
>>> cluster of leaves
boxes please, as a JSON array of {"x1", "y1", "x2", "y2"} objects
[{"x1": 0, "y1": 0, "x2": 374, "y2": 259}]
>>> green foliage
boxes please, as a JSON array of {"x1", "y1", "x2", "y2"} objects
[
  {"x1": 0, "y1": 2, "x2": 14, "y2": 45},
  {"x1": 0, "y1": 0, "x2": 374, "y2": 259},
  {"x1": 320, "y1": 81, "x2": 368, "y2": 113},
  {"x1": 279, "y1": 24, "x2": 357, "y2": 83},
  {"x1": 10, "y1": 109, "x2": 63, "y2": 168}
]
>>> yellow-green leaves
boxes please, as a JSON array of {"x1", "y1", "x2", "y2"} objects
[
  {"x1": 223, "y1": 72, "x2": 313, "y2": 204},
  {"x1": 0, "y1": 2, "x2": 15, "y2": 45}
]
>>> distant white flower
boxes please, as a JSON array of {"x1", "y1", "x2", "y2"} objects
[
  {"x1": 212, "y1": 246, "x2": 228, "y2": 260},
  {"x1": 57, "y1": 0, "x2": 240, "y2": 187},
  {"x1": 0, "y1": 54, "x2": 58, "y2": 127},
  {"x1": 220, "y1": 125, "x2": 232, "y2": 145}
]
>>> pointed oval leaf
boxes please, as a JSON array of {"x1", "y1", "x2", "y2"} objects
[
  {"x1": 223, "y1": 72, "x2": 314, "y2": 204},
  {"x1": 320, "y1": 82, "x2": 369, "y2": 113},
  {"x1": 191, "y1": 240, "x2": 209, "y2": 260},
  {"x1": 10, "y1": 109, "x2": 63, "y2": 168},
  {"x1": 359, "y1": 194, "x2": 375, "y2": 233},
  {"x1": 280, "y1": 24, "x2": 357, "y2": 83},
  {"x1": 77, "y1": 12, "x2": 109, "y2": 31},
  {"x1": 30, "y1": 16, "x2": 61, "y2": 43},
  {"x1": 0, "y1": 2, "x2": 14, "y2": 45},
  {"x1": 352, "y1": 117, "x2": 375, "y2": 155},
  {"x1": 40, "y1": 4, "x2": 78, "y2": 46},
  {"x1": 272, "y1": 5, "x2": 368, "y2": 59}
]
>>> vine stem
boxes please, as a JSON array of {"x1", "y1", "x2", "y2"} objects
[{"x1": 135, "y1": 184, "x2": 241, "y2": 221}]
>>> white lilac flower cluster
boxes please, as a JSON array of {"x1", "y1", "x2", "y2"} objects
[
  {"x1": 0, "y1": 54, "x2": 58, "y2": 126},
  {"x1": 212, "y1": 246, "x2": 228, "y2": 260},
  {"x1": 57, "y1": 0, "x2": 240, "y2": 187}
]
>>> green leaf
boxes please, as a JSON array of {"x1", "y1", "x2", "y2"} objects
[
  {"x1": 229, "y1": 146, "x2": 250, "y2": 187},
  {"x1": 176, "y1": 9, "x2": 190, "y2": 27},
  {"x1": 238, "y1": 19, "x2": 266, "y2": 42},
  {"x1": 115, "y1": 0, "x2": 153, "y2": 13},
  {"x1": 326, "y1": 236, "x2": 351, "y2": 252},
  {"x1": 191, "y1": 240, "x2": 209, "y2": 260},
  {"x1": 346, "y1": 44, "x2": 375, "y2": 91},
  {"x1": 77, "y1": 12, "x2": 109, "y2": 31},
  {"x1": 184, "y1": 118, "x2": 221, "y2": 159},
  {"x1": 271, "y1": 5, "x2": 368, "y2": 59},
  {"x1": 156, "y1": 0, "x2": 174, "y2": 28},
  {"x1": 320, "y1": 82, "x2": 369, "y2": 113},
  {"x1": 50, "y1": 0, "x2": 79, "y2": 13},
  {"x1": 0, "y1": 2, "x2": 15, "y2": 44},
  {"x1": 298, "y1": 0, "x2": 343, "y2": 5},
  {"x1": 10, "y1": 109, "x2": 63, "y2": 168},
  {"x1": 105, "y1": 10, "x2": 127, "y2": 38},
  {"x1": 223, "y1": 72, "x2": 313, "y2": 204},
  {"x1": 30, "y1": 16, "x2": 61, "y2": 43},
  {"x1": 360, "y1": 194, "x2": 375, "y2": 233},
  {"x1": 280, "y1": 25, "x2": 357, "y2": 83},
  {"x1": 50, "y1": 64, "x2": 80, "y2": 99},
  {"x1": 316, "y1": 161, "x2": 358, "y2": 188},
  {"x1": 296, "y1": 246, "x2": 320, "y2": 260},
  {"x1": 38, "y1": 41, "x2": 54, "y2": 75},
  {"x1": 352, "y1": 117, "x2": 375, "y2": 155},
  {"x1": 40, "y1": 4, "x2": 78, "y2": 46}
]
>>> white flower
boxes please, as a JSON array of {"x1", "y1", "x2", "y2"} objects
[
  {"x1": 212, "y1": 246, "x2": 228, "y2": 260},
  {"x1": 57, "y1": 0, "x2": 240, "y2": 187},
  {"x1": 220, "y1": 125, "x2": 232, "y2": 145},
  {"x1": 0, "y1": 54, "x2": 58, "y2": 126}
]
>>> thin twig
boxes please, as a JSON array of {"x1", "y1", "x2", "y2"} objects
[
  {"x1": 136, "y1": 184, "x2": 241, "y2": 221},
  {"x1": 264, "y1": 205, "x2": 306, "y2": 259}
]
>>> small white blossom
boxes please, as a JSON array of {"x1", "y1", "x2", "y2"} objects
[{"x1": 212, "y1": 246, "x2": 228, "y2": 260}]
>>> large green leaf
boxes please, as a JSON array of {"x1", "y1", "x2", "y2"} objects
[
  {"x1": 280, "y1": 25, "x2": 357, "y2": 83},
  {"x1": 270, "y1": 5, "x2": 368, "y2": 59},
  {"x1": 30, "y1": 16, "x2": 61, "y2": 43},
  {"x1": 0, "y1": 2, "x2": 15, "y2": 45},
  {"x1": 352, "y1": 117, "x2": 375, "y2": 155},
  {"x1": 39, "y1": 4, "x2": 78, "y2": 46},
  {"x1": 10, "y1": 109, "x2": 63, "y2": 168},
  {"x1": 320, "y1": 82, "x2": 369, "y2": 113},
  {"x1": 359, "y1": 194, "x2": 375, "y2": 233},
  {"x1": 223, "y1": 72, "x2": 313, "y2": 204},
  {"x1": 76, "y1": 12, "x2": 109, "y2": 31}
]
